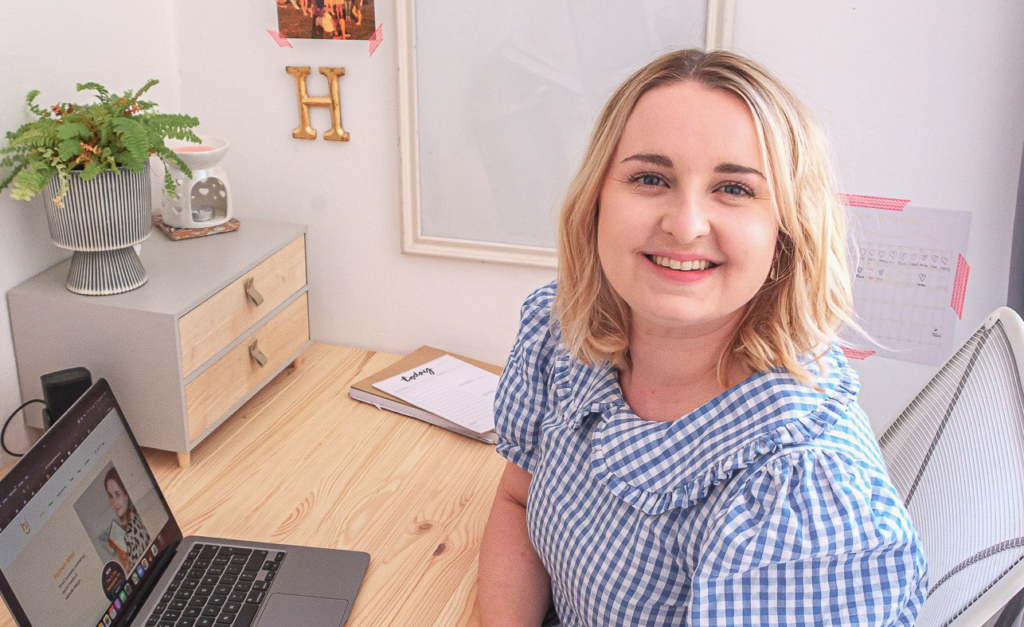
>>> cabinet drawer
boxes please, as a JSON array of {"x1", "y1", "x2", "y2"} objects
[
  {"x1": 179, "y1": 236, "x2": 307, "y2": 377},
  {"x1": 185, "y1": 293, "x2": 310, "y2": 442}
]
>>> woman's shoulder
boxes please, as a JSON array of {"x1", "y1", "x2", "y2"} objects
[
  {"x1": 494, "y1": 281, "x2": 562, "y2": 472},
  {"x1": 720, "y1": 389, "x2": 901, "y2": 524},
  {"x1": 714, "y1": 426, "x2": 925, "y2": 576},
  {"x1": 727, "y1": 348, "x2": 887, "y2": 483},
  {"x1": 509, "y1": 281, "x2": 561, "y2": 368},
  {"x1": 519, "y1": 280, "x2": 557, "y2": 324},
  {"x1": 692, "y1": 423, "x2": 928, "y2": 625}
]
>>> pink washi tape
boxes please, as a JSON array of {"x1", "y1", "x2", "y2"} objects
[
  {"x1": 268, "y1": 29, "x2": 293, "y2": 48},
  {"x1": 839, "y1": 193, "x2": 911, "y2": 212},
  {"x1": 840, "y1": 346, "x2": 876, "y2": 360},
  {"x1": 951, "y1": 254, "x2": 970, "y2": 319},
  {"x1": 369, "y1": 24, "x2": 384, "y2": 56}
]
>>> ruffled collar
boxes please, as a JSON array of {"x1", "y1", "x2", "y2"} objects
[{"x1": 551, "y1": 345, "x2": 860, "y2": 515}]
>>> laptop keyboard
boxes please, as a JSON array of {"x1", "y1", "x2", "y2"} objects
[{"x1": 146, "y1": 543, "x2": 285, "y2": 627}]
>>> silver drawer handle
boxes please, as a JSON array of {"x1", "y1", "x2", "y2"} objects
[
  {"x1": 245, "y1": 278, "x2": 264, "y2": 306},
  {"x1": 249, "y1": 340, "x2": 268, "y2": 368}
]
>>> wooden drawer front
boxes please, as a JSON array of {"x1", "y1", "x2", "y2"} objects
[
  {"x1": 179, "y1": 236, "x2": 307, "y2": 377},
  {"x1": 185, "y1": 293, "x2": 309, "y2": 442}
]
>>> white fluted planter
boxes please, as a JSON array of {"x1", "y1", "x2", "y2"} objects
[{"x1": 43, "y1": 166, "x2": 152, "y2": 295}]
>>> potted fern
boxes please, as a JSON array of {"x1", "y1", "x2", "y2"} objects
[{"x1": 0, "y1": 80, "x2": 200, "y2": 295}]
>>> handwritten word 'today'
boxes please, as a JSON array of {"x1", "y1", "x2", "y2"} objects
[{"x1": 401, "y1": 367, "x2": 435, "y2": 383}]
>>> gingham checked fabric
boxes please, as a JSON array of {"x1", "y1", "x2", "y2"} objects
[{"x1": 495, "y1": 283, "x2": 928, "y2": 626}]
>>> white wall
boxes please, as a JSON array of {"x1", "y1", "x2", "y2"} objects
[
  {"x1": 2, "y1": 1, "x2": 1022, "y2": 468},
  {"x1": 169, "y1": 0, "x2": 554, "y2": 366},
  {"x1": 0, "y1": 1, "x2": 184, "y2": 462},
  {"x1": 732, "y1": 0, "x2": 1024, "y2": 427}
]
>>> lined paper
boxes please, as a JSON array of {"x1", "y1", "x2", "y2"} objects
[{"x1": 373, "y1": 355, "x2": 498, "y2": 434}]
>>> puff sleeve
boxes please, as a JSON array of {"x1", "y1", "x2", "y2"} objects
[
  {"x1": 688, "y1": 447, "x2": 928, "y2": 626},
  {"x1": 494, "y1": 283, "x2": 559, "y2": 474}
]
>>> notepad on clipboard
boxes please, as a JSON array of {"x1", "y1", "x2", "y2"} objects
[{"x1": 348, "y1": 346, "x2": 500, "y2": 444}]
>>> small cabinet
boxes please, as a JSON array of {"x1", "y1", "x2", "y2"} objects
[{"x1": 8, "y1": 220, "x2": 311, "y2": 467}]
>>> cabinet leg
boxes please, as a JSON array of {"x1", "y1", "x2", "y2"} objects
[
  {"x1": 288, "y1": 355, "x2": 305, "y2": 373},
  {"x1": 177, "y1": 452, "x2": 191, "y2": 469}
]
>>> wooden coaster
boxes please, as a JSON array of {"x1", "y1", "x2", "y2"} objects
[{"x1": 153, "y1": 214, "x2": 241, "y2": 241}]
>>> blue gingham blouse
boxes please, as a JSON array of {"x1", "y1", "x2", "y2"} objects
[{"x1": 495, "y1": 283, "x2": 928, "y2": 626}]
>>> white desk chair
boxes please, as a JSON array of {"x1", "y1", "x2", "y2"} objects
[{"x1": 879, "y1": 307, "x2": 1024, "y2": 626}]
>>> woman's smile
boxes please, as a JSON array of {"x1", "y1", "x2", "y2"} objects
[{"x1": 644, "y1": 253, "x2": 720, "y2": 283}]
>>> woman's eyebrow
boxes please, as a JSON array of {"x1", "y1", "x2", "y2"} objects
[
  {"x1": 622, "y1": 153, "x2": 673, "y2": 168},
  {"x1": 715, "y1": 162, "x2": 766, "y2": 179}
]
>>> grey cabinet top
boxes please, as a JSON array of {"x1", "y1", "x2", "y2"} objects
[{"x1": 9, "y1": 219, "x2": 307, "y2": 317}]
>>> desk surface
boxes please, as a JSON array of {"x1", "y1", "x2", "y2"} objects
[{"x1": 0, "y1": 344, "x2": 507, "y2": 627}]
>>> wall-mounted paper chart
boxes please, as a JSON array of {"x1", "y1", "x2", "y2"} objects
[{"x1": 844, "y1": 196, "x2": 971, "y2": 365}]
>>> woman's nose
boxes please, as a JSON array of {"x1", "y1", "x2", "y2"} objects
[{"x1": 660, "y1": 192, "x2": 711, "y2": 242}]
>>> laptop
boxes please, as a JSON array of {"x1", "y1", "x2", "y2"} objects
[{"x1": 0, "y1": 379, "x2": 369, "y2": 627}]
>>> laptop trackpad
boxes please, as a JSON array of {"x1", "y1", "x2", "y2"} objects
[{"x1": 256, "y1": 593, "x2": 351, "y2": 627}]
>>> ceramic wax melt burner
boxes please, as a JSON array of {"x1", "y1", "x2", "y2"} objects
[{"x1": 161, "y1": 136, "x2": 232, "y2": 228}]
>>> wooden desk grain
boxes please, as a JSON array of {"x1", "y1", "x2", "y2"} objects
[{"x1": 0, "y1": 344, "x2": 506, "y2": 627}]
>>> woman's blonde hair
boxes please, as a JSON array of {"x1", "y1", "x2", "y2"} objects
[{"x1": 555, "y1": 48, "x2": 858, "y2": 387}]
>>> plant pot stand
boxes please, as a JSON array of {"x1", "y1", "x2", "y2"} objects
[{"x1": 66, "y1": 247, "x2": 148, "y2": 295}]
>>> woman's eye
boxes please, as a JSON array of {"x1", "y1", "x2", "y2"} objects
[
  {"x1": 630, "y1": 173, "x2": 667, "y2": 187},
  {"x1": 718, "y1": 182, "x2": 754, "y2": 197}
]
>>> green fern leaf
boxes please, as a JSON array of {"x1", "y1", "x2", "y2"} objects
[
  {"x1": 0, "y1": 161, "x2": 27, "y2": 191},
  {"x1": 10, "y1": 186, "x2": 35, "y2": 201},
  {"x1": 134, "y1": 79, "x2": 159, "y2": 100},
  {"x1": 0, "y1": 147, "x2": 29, "y2": 164},
  {"x1": 154, "y1": 145, "x2": 194, "y2": 180},
  {"x1": 98, "y1": 123, "x2": 111, "y2": 148},
  {"x1": 76, "y1": 82, "x2": 109, "y2": 100},
  {"x1": 57, "y1": 121, "x2": 91, "y2": 140},
  {"x1": 79, "y1": 160, "x2": 105, "y2": 181},
  {"x1": 118, "y1": 152, "x2": 147, "y2": 172},
  {"x1": 11, "y1": 132, "x2": 57, "y2": 150},
  {"x1": 12, "y1": 163, "x2": 54, "y2": 195},
  {"x1": 111, "y1": 117, "x2": 149, "y2": 162},
  {"x1": 57, "y1": 138, "x2": 82, "y2": 161},
  {"x1": 25, "y1": 90, "x2": 47, "y2": 117},
  {"x1": 10, "y1": 164, "x2": 51, "y2": 200},
  {"x1": 163, "y1": 167, "x2": 177, "y2": 198}
]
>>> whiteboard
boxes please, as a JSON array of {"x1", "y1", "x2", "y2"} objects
[{"x1": 398, "y1": 0, "x2": 724, "y2": 266}]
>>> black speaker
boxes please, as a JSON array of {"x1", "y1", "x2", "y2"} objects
[{"x1": 40, "y1": 367, "x2": 92, "y2": 428}]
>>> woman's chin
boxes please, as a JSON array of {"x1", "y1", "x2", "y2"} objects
[{"x1": 632, "y1": 304, "x2": 747, "y2": 337}]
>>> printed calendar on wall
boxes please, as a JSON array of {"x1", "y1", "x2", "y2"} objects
[{"x1": 843, "y1": 196, "x2": 971, "y2": 366}]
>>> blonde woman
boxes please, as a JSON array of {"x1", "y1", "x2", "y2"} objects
[{"x1": 478, "y1": 49, "x2": 927, "y2": 626}]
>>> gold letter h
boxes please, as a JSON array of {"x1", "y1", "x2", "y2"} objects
[{"x1": 286, "y1": 66, "x2": 349, "y2": 141}]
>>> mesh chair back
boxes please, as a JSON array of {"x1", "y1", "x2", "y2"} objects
[{"x1": 880, "y1": 308, "x2": 1024, "y2": 627}]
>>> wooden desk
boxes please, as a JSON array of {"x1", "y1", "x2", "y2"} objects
[{"x1": 0, "y1": 344, "x2": 507, "y2": 626}]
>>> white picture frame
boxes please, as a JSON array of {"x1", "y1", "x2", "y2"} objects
[{"x1": 397, "y1": 0, "x2": 735, "y2": 268}]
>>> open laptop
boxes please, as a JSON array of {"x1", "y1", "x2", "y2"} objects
[{"x1": 0, "y1": 379, "x2": 369, "y2": 627}]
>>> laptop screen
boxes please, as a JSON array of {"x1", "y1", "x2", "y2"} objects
[{"x1": 0, "y1": 381, "x2": 181, "y2": 627}]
